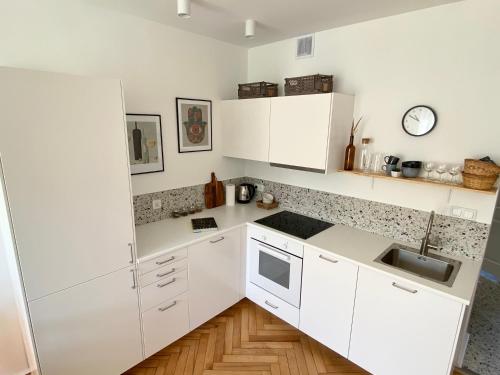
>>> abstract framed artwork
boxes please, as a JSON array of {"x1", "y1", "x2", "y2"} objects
[
  {"x1": 176, "y1": 98, "x2": 213, "y2": 153},
  {"x1": 126, "y1": 113, "x2": 164, "y2": 175}
]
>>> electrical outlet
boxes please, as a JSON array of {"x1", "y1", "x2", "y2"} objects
[
  {"x1": 256, "y1": 183, "x2": 265, "y2": 192},
  {"x1": 462, "y1": 208, "x2": 477, "y2": 220},
  {"x1": 450, "y1": 206, "x2": 463, "y2": 218},
  {"x1": 152, "y1": 199, "x2": 162, "y2": 210}
]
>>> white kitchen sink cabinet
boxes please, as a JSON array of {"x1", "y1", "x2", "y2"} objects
[
  {"x1": 28, "y1": 266, "x2": 143, "y2": 375},
  {"x1": 221, "y1": 98, "x2": 271, "y2": 162},
  {"x1": 269, "y1": 93, "x2": 354, "y2": 173},
  {"x1": 349, "y1": 267, "x2": 465, "y2": 375},
  {"x1": 299, "y1": 247, "x2": 358, "y2": 357},
  {"x1": 188, "y1": 228, "x2": 242, "y2": 329}
]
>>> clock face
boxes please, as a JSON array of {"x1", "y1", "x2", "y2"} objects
[{"x1": 402, "y1": 105, "x2": 437, "y2": 136}]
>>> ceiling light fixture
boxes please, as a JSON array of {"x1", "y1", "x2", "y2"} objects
[
  {"x1": 245, "y1": 19, "x2": 255, "y2": 38},
  {"x1": 177, "y1": 0, "x2": 191, "y2": 18}
]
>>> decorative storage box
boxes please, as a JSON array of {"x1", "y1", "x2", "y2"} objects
[
  {"x1": 238, "y1": 82, "x2": 278, "y2": 99},
  {"x1": 284, "y1": 74, "x2": 334, "y2": 96}
]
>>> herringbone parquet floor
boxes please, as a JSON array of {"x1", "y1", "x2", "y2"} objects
[
  {"x1": 124, "y1": 298, "x2": 369, "y2": 375},
  {"x1": 124, "y1": 298, "x2": 462, "y2": 375}
]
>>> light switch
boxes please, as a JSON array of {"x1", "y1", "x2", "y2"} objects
[{"x1": 152, "y1": 199, "x2": 162, "y2": 210}]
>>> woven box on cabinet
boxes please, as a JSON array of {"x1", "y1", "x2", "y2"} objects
[
  {"x1": 284, "y1": 74, "x2": 334, "y2": 96},
  {"x1": 238, "y1": 82, "x2": 278, "y2": 99}
]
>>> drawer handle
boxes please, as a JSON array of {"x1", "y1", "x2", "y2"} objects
[
  {"x1": 158, "y1": 301, "x2": 177, "y2": 312},
  {"x1": 265, "y1": 300, "x2": 279, "y2": 309},
  {"x1": 157, "y1": 278, "x2": 176, "y2": 288},
  {"x1": 392, "y1": 282, "x2": 418, "y2": 294},
  {"x1": 210, "y1": 236, "x2": 225, "y2": 244},
  {"x1": 157, "y1": 268, "x2": 176, "y2": 278},
  {"x1": 319, "y1": 254, "x2": 338, "y2": 263},
  {"x1": 156, "y1": 256, "x2": 175, "y2": 265}
]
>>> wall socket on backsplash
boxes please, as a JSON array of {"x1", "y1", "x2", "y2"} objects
[
  {"x1": 450, "y1": 206, "x2": 477, "y2": 220},
  {"x1": 152, "y1": 199, "x2": 162, "y2": 210}
]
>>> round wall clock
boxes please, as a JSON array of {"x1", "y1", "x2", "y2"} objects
[{"x1": 402, "y1": 105, "x2": 437, "y2": 136}]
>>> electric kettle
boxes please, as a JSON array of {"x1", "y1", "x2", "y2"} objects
[{"x1": 236, "y1": 183, "x2": 255, "y2": 204}]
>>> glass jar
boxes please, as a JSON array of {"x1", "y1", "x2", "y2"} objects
[{"x1": 359, "y1": 138, "x2": 371, "y2": 172}]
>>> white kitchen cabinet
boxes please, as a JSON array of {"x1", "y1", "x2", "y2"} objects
[
  {"x1": 189, "y1": 228, "x2": 241, "y2": 329},
  {"x1": 220, "y1": 98, "x2": 271, "y2": 162},
  {"x1": 142, "y1": 292, "x2": 190, "y2": 358},
  {"x1": 269, "y1": 93, "x2": 354, "y2": 173},
  {"x1": 28, "y1": 266, "x2": 143, "y2": 375},
  {"x1": 349, "y1": 267, "x2": 464, "y2": 375},
  {"x1": 0, "y1": 67, "x2": 136, "y2": 301},
  {"x1": 299, "y1": 247, "x2": 358, "y2": 357}
]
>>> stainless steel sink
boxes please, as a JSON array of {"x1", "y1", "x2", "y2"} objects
[{"x1": 374, "y1": 244, "x2": 461, "y2": 287}]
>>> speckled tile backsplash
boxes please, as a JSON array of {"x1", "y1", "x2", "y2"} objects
[
  {"x1": 133, "y1": 177, "x2": 245, "y2": 225},
  {"x1": 134, "y1": 176, "x2": 490, "y2": 260}
]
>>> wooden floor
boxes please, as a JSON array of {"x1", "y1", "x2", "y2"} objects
[{"x1": 124, "y1": 298, "x2": 461, "y2": 375}]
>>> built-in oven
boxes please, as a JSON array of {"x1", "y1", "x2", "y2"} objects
[{"x1": 248, "y1": 236, "x2": 303, "y2": 308}]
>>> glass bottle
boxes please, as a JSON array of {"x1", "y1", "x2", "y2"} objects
[
  {"x1": 359, "y1": 138, "x2": 371, "y2": 172},
  {"x1": 344, "y1": 135, "x2": 355, "y2": 171}
]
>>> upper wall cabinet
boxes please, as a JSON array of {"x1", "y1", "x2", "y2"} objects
[
  {"x1": 269, "y1": 93, "x2": 354, "y2": 173},
  {"x1": 221, "y1": 98, "x2": 271, "y2": 162}
]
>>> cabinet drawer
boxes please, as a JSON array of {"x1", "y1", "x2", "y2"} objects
[
  {"x1": 142, "y1": 292, "x2": 190, "y2": 357},
  {"x1": 248, "y1": 225, "x2": 303, "y2": 257},
  {"x1": 246, "y1": 282, "x2": 299, "y2": 327},
  {"x1": 140, "y1": 270, "x2": 188, "y2": 312},
  {"x1": 139, "y1": 258, "x2": 188, "y2": 287},
  {"x1": 139, "y1": 247, "x2": 187, "y2": 275}
]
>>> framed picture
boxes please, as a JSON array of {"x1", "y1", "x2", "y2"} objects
[
  {"x1": 176, "y1": 98, "x2": 212, "y2": 153},
  {"x1": 126, "y1": 114, "x2": 164, "y2": 175}
]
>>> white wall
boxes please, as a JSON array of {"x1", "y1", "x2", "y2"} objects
[
  {"x1": 246, "y1": 0, "x2": 500, "y2": 223},
  {"x1": 0, "y1": 164, "x2": 36, "y2": 375},
  {"x1": 0, "y1": 0, "x2": 247, "y2": 196}
]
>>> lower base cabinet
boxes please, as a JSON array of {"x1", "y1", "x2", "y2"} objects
[
  {"x1": 188, "y1": 228, "x2": 241, "y2": 329},
  {"x1": 349, "y1": 267, "x2": 464, "y2": 375},
  {"x1": 29, "y1": 266, "x2": 143, "y2": 375},
  {"x1": 299, "y1": 247, "x2": 358, "y2": 357},
  {"x1": 142, "y1": 292, "x2": 190, "y2": 357}
]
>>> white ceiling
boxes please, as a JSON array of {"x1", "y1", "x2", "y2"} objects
[{"x1": 88, "y1": 0, "x2": 463, "y2": 47}]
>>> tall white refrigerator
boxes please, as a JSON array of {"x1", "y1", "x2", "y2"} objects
[{"x1": 0, "y1": 67, "x2": 143, "y2": 375}]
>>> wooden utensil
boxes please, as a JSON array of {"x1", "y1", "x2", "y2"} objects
[{"x1": 204, "y1": 172, "x2": 225, "y2": 208}]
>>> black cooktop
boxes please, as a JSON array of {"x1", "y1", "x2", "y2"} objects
[{"x1": 254, "y1": 211, "x2": 334, "y2": 240}]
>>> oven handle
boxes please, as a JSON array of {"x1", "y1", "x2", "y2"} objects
[{"x1": 256, "y1": 243, "x2": 291, "y2": 261}]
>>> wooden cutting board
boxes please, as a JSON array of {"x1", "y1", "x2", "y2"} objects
[{"x1": 205, "y1": 172, "x2": 225, "y2": 208}]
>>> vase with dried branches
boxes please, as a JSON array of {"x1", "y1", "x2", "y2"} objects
[{"x1": 343, "y1": 117, "x2": 362, "y2": 170}]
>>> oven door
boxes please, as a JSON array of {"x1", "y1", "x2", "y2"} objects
[{"x1": 248, "y1": 239, "x2": 302, "y2": 308}]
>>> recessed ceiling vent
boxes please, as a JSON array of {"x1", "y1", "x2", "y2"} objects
[{"x1": 296, "y1": 34, "x2": 314, "y2": 59}]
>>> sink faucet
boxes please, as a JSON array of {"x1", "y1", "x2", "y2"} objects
[{"x1": 420, "y1": 210, "x2": 438, "y2": 256}]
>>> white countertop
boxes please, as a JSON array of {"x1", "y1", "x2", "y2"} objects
[
  {"x1": 135, "y1": 204, "x2": 279, "y2": 262},
  {"x1": 135, "y1": 204, "x2": 481, "y2": 305}
]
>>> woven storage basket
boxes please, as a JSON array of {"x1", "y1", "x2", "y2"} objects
[
  {"x1": 462, "y1": 172, "x2": 498, "y2": 191},
  {"x1": 464, "y1": 159, "x2": 500, "y2": 176},
  {"x1": 284, "y1": 74, "x2": 333, "y2": 96},
  {"x1": 238, "y1": 82, "x2": 278, "y2": 99}
]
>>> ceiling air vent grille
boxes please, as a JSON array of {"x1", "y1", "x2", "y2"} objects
[{"x1": 296, "y1": 34, "x2": 314, "y2": 58}]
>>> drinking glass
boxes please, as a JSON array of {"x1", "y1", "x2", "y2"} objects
[
  {"x1": 371, "y1": 153, "x2": 384, "y2": 173},
  {"x1": 423, "y1": 162, "x2": 435, "y2": 180},
  {"x1": 448, "y1": 165, "x2": 462, "y2": 184},
  {"x1": 436, "y1": 164, "x2": 448, "y2": 182}
]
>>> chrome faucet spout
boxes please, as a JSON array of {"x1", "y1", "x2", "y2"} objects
[{"x1": 420, "y1": 210, "x2": 437, "y2": 256}]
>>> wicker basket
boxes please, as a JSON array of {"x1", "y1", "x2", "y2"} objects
[
  {"x1": 464, "y1": 159, "x2": 500, "y2": 176},
  {"x1": 238, "y1": 82, "x2": 278, "y2": 99},
  {"x1": 462, "y1": 172, "x2": 498, "y2": 191},
  {"x1": 284, "y1": 74, "x2": 333, "y2": 96}
]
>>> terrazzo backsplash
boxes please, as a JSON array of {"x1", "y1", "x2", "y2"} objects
[{"x1": 133, "y1": 177, "x2": 490, "y2": 260}]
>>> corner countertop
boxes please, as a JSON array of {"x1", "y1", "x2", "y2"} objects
[
  {"x1": 135, "y1": 204, "x2": 280, "y2": 262},
  {"x1": 135, "y1": 204, "x2": 481, "y2": 305}
]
